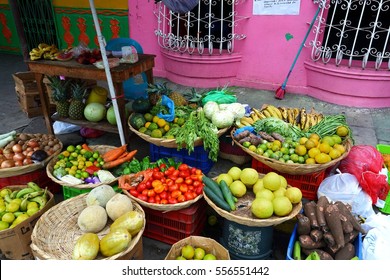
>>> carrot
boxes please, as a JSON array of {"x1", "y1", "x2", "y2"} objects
[
  {"x1": 103, "y1": 149, "x2": 137, "y2": 169},
  {"x1": 102, "y1": 144, "x2": 127, "y2": 162},
  {"x1": 82, "y1": 143, "x2": 93, "y2": 152}
]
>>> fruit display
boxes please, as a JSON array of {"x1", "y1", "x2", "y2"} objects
[
  {"x1": 0, "y1": 131, "x2": 62, "y2": 169},
  {"x1": 119, "y1": 162, "x2": 204, "y2": 205},
  {"x1": 72, "y1": 185, "x2": 144, "y2": 259},
  {"x1": 0, "y1": 182, "x2": 50, "y2": 230},
  {"x1": 203, "y1": 167, "x2": 302, "y2": 220},
  {"x1": 75, "y1": 49, "x2": 102, "y2": 65},
  {"x1": 292, "y1": 197, "x2": 365, "y2": 260}
]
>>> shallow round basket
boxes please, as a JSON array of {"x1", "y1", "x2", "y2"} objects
[
  {"x1": 231, "y1": 129, "x2": 353, "y2": 175},
  {"x1": 204, "y1": 185, "x2": 302, "y2": 227},
  {"x1": 46, "y1": 145, "x2": 118, "y2": 188},
  {"x1": 30, "y1": 193, "x2": 145, "y2": 260},
  {"x1": 0, "y1": 139, "x2": 63, "y2": 178},
  {"x1": 128, "y1": 113, "x2": 229, "y2": 148},
  {"x1": 123, "y1": 189, "x2": 203, "y2": 212}
]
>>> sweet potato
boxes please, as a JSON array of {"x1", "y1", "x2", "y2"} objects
[
  {"x1": 299, "y1": 235, "x2": 326, "y2": 250},
  {"x1": 327, "y1": 231, "x2": 359, "y2": 254},
  {"x1": 310, "y1": 229, "x2": 323, "y2": 243},
  {"x1": 302, "y1": 248, "x2": 334, "y2": 260},
  {"x1": 323, "y1": 232, "x2": 336, "y2": 247},
  {"x1": 341, "y1": 218, "x2": 354, "y2": 234},
  {"x1": 335, "y1": 243, "x2": 356, "y2": 260},
  {"x1": 234, "y1": 130, "x2": 250, "y2": 140},
  {"x1": 304, "y1": 201, "x2": 319, "y2": 229},
  {"x1": 324, "y1": 204, "x2": 345, "y2": 248},
  {"x1": 334, "y1": 201, "x2": 365, "y2": 234},
  {"x1": 297, "y1": 213, "x2": 311, "y2": 235},
  {"x1": 316, "y1": 196, "x2": 329, "y2": 227}
]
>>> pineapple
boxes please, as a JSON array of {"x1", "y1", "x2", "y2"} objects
[
  {"x1": 168, "y1": 91, "x2": 187, "y2": 106},
  {"x1": 48, "y1": 76, "x2": 70, "y2": 118},
  {"x1": 146, "y1": 82, "x2": 187, "y2": 106},
  {"x1": 183, "y1": 88, "x2": 204, "y2": 109},
  {"x1": 68, "y1": 81, "x2": 87, "y2": 120}
]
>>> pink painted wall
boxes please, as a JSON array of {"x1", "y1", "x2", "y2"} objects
[{"x1": 128, "y1": 1, "x2": 390, "y2": 108}]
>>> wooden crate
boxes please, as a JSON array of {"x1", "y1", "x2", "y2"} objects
[
  {"x1": 12, "y1": 72, "x2": 38, "y2": 93},
  {"x1": 15, "y1": 87, "x2": 56, "y2": 118}
]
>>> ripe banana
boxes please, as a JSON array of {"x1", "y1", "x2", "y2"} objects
[
  {"x1": 262, "y1": 109, "x2": 272, "y2": 118},
  {"x1": 240, "y1": 119, "x2": 252, "y2": 127},
  {"x1": 287, "y1": 109, "x2": 295, "y2": 125},
  {"x1": 266, "y1": 105, "x2": 283, "y2": 119},
  {"x1": 300, "y1": 108, "x2": 307, "y2": 130},
  {"x1": 278, "y1": 107, "x2": 288, "y2": 121},
  {"x1": 241, "y1": 116, "x2": 255, "y2": 125},
  {"x1": 15, "y1": 187, "x2": 35, "y2": 199},
  {"x1": 250, "y1": 112, "x2": 259, "y2": 122}
]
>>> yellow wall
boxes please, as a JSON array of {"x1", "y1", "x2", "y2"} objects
[{"x1": 52, "y1": 0, "x2": 127, "y2": 9}]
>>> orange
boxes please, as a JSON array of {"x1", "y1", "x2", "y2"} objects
[
  {"x1": 144, "y1": 121, "x2": 151, "y2": 129},
  {"x1": 333, "y1": 143, "x2": 346, "y2": 154},
  {"x1": 319, "y1": 142, "x2": 331, "y2": 154},
  {"x1": 305, "y1": 158, "x2": 316, "y2": 164},
  {"x1": 336, "y1": 126, "x2": 349, "y2": 137},
  {"x1": 157, "y1": 118, "x2": 167, "y2": 128},
  {"x1": 329, "y1": 148, "x2": 341, "y2": 159},
  {"x1": 305, "y1": 139, "x2": 316, "y2": 150},
  {"x1": 299, "y1": 137, "x2": 308, "y2": 145},
  {"x1": 315, "y1": 153, "x2": 332, "y2": 164},
  {"x1": 295, "y1": 144, "x2": 307, "y2": 156},
  {"x1": 321, "y1": 136, "x2": 335, "y2": 147},
  {"x1": 309, "y1": 133, "x2": 320, "y2": 141},
  {"x1": 308, "y1": 147, "x2": 321, "y2": 159},
  {"x1": 273, "y1": 140, "x2": 282, "y2": 148}
]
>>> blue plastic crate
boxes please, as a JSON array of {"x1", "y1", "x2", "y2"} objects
[
  {"x1": 286, "y1": 224, "x2": 363, "y2": 260},
  {"x1": 149, "y1": 144, "x2": 214, "y2": 174}
]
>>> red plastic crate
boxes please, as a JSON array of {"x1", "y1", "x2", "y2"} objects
[
  {"x1": 0, "y1": 168, "x2": 61, "y2": 194},
  {"x1": 251, "y1": 159, "x2": 326, "y2": 200},
  {"x1": 142, "y1": 199, "x2": 207, "y2": 245}
]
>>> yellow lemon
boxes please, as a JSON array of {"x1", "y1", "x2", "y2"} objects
[
  {"x1": 321, "y1": 136, "x2": 335, "y2": 147},
  {"x1": 308, "y1": 147, "x2": 321, "y2": 159},
  {"x1": 309, "y1": 133, "x2": 320, "y2": 141},
  {"x1": 152, "y1": 115, "x2": 160, "y2": 123},
  {"x1": 144, "y1": 121, "x2": 151, "y2": 129},
  {"x1": 299, "y1": 137, "x2": 308, "y2": 145},
  {"x1": 336, "y1": 126, "x2": 349, "y2": 137},
  {"x1": 157, "y1": 118, "x2": 166, "y2": 128},
  {"x1": 329, "y1": 148, "x2": 341, "y2": 159},
  {"x1": 295, "y1": 144, "x2": 307, "y2": 156},
  {"x1": 315, "y1": 153, "x2": 332, "y2": 164},
  {"x1": 305, "y1": 139, "x2": 316, "y2": 150},
  {"x1": 319, "y1": 142, "x2": 331, "y2": 154},
  {"x1": 163, "y1": 124, "x2": 170, "y2": 132},
  {"x1": 332, "y1": 135, "x2": 342, "y2": 145},
  {"x1": 305, "y1": 158, "x2": 316, "y2": 164},
  {"x1": 334, "y1": 143, "x2": 346, "y2": 154}
]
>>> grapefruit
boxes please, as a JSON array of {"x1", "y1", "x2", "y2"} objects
[
  {"x1": 273, "y1": 196, "x2": 293, "y2": 216},
  {"x1": 227, "y1": 167, "x2": 242, "y2": 181},
  {"x1": 285, "y1": 187, "x2": 302, "y2": 204},
  {"x1": 262, "y1": 172, "x2": 281, "y2": 191},
  {"x1": 239, "y1": 168, "x2": 259, "y2": 187},
  {"x1": 251, "y1": 198, "x2": 274, "y2": 219},
  {"x1": 217, "y1": 173, "x2": 233, "y2": 186},
  {"x1": 229, "y1": 180, "x2": 247, "y2": 198}
]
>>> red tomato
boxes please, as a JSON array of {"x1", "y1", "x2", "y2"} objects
[
  {"x1": 168, "y1": 184, "x2": 179, "y2": 192},
  {"x1": 190, "y1": 167, "x2": 197, "y2": 174},
  {"x1": 178, "y1": 163, "x2": 189, "y2": 171},
  {"x1": 170, "y1": 190, "x2": 182, "y2": 199},
  {"x1": 184, "y1": 191, "x2": 195, "y2": 201},
  {"x1": 188, "y1": 185, "x2": 194, "y2": 191},
  {"x1": 172, "y1": 170, "x2": 180, "y2": 177},
  {"x1": 138, "y1": 194, "x2": 148, "y2": 201},
  {"x1": 136, "y1": 182, "x2": 147, "y2": 193},
  {"x1": 153, "y1": 167, "x2": 160, "y2": 172},
  {"x1": 142, "y1": 189, "x2": 149, "y2": 196},
  {"x1": 148, "y1": 196, "x2": 156, "y2": 204},
  {"x1": 154, "y1": 195, "x2": 161, "y2": 203},
  {"x1": 160, "y1": 199, "x2": 168, "y2": 204},
  {"x1": 152, "y1": 180, "x2": 162, "y2": 189},
  {"x1": 179, "y1": 170, "x2": 190, "y2": 178},
  {"x1": 179, "y1": 184, "x2": 188, "y2": 193},
  {"x1": 159, "y1": 163, "x2": 167, "y2": 170},
  {"x1": 145, "y1": 180, "x2": 152, "y2": 188},
  {"x1": 195, "y1": 185, "x2": 203, "y2": 195},
  {"x1": 185, "y1": 178, "x2": 193, "y2": 185},
  {"x1": 193, "y1": 180, "x2": 203, "y2": 188},
  {"x1": 153, "y1": 171, "x2": 164, "y2": 180},
  {"x1": 177, "y1": 195, "x2": 186, "y2": 203},
  {"x1": 168, "y1": 166, "x2": 176, "y2": 173},
  {"x1": 147, "y1": 189, "x2": 156, "y2": 197},
  {"x1": 160, "y1": 191, "x2": 168, "y2": 200},
  {"x1": 195, "y1": 169, "x2": 202, "y2": 175},
  {"x1": 175, "y1": 177, "x2": 184, "y2": 184},
  {"x1": 129, "y1": 189, "x2": 139, "y2": 197},
  {"x1": 168, "y1": 197, "x2": 177, "y2": 204}
]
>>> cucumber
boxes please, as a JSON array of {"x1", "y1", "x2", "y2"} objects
[
  {"x1": 202, "y1": 175, "x2": 224, "y2": 200},
  {"x1": 203, "y1": 185, "x2": 231, "y2": 212},
  {"x1": 219, "y1": 180, "x2": 236, "y2": 211}
]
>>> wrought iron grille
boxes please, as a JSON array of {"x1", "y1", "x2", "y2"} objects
[
  {"x1": 16, "y1": 0, "x2": 58, "y2": 51},
  {"x1": 311, "y1": 0, "x2": 390, "y2": 70},
  {"x1": 154, "y1": 0, "x2": 247, "y2": 55}
]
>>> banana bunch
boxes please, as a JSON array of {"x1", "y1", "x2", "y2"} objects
[
  {"x1": 29, "y1": 43, "x2": 60, "y2": 61},
  {"x1": 0, "y1": 182, "x2": 49, "y2": 230},
  {"x1": 236, "y1": 104, "x2": 324, "y2": 131}
]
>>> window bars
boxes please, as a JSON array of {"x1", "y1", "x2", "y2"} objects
[
  {"x1": 154, "y1": 0, "x2": 247, "y2": 55},
  {"x1": 310, "y1": 0, "x2": 390, "y2": 70}
]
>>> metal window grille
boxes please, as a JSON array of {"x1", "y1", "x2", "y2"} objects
[
  {"x1": 154, "y1": 0, "x2": 247, "y2": 55},
  {"x1": 311, "y1": 0, "x2": 390, "y2": 70}
]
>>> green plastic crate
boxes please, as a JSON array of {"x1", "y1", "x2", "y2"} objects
[
  {"x1": 62, "y1": 185, "x2": 122, "y2": 200},
  {"x1": 376, "y1": 144, "x2": 390, "y2": 214}
]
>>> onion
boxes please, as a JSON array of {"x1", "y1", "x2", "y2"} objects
[
  {"x1": 23, "y1": 158, "x2": 32, "y2": 165},
  {"x1": 14, "y1": 160, "x2": 24, "y2": 167},
  {"x1": 1, "y1": 160, "x2": 15, "y2": 169},
  {"x1": 12, "y1": 144, "x2": 23, "y2": 153},
  {"x1": 27, "y1": 140, "x2": 39, "y2": 148},
  {"x1": 4, "y1": 152, "x2": 14, "y2": 160},
  {"x1": 13, "y1": 153, "x2": 25, "y2": 162}
]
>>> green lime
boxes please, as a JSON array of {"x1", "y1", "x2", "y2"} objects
[
  {"x1": 0, "y1": 221, "x2": 9, "y2": 230},
  {"x1": 207, "y1": 215, "x2": 217, "y2": 226},
  {"x1": 66, "y1": 145, "x2": 75, "y2": 152},
  {"x1": 151, "y1": 129, "x2": 163, "y2": 138},
  {"x1": 177, "y1": 118, "x2": 185, "y2": 126},
  {"x1": 76, "y1": 145, "x2": 82, "y2": 150},
  {"x1": 2, "y1": 212, "x2": 15, "y2": 223},
  {"x1": 148, "y1": 122, "x2": 158, "y2": 131},
  {"x1": 144, "y1": 113, "x2": 153, "y2": 122},
  {"x1": 138, "y1": 127, "x2": 148, "y2": 133}
]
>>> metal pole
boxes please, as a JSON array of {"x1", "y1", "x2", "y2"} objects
[{"x1": 88, "y1": 0, "x2": 126, "y2": 146}]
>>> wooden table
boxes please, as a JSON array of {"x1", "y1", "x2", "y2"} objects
[{"x1": 26, "y1": 54, "x2": 155, "y2": 146}]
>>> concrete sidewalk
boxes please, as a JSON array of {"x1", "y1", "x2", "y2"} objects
[{"x1": 1, "y1": 52, "x2": 390, "y2": 260}]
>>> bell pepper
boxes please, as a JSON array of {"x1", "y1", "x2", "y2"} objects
[{"x1": 85, "y1": 165, "x2": 101, "y2": 175}]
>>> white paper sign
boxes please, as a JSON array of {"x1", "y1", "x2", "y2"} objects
[{"x1": 253, "y1": 0, "x2": 301, "y2": 15}]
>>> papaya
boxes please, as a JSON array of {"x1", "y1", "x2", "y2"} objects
[
  {"x1": 72, "y1": 233, "x2": 100, "y2": 260},
  {"x1": 100, "y1": 228, "x2": 132, "y2": 257},
  {"x1": 110, "y1": 210, "x2": 144, "y2": 237}
]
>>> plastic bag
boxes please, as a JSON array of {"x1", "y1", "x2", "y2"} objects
[
  {"x1": 157, "y1": 95, "x2": 175, "y2": 122},
  {"x1": 79, "y1": 127, "x2": 105, "y2": 138},
  {"x1": 317, "y1": 170, "x2": 375, "y2": 218},
  {"x1": 161, "y1": 0, "x2": 199, "y2": 13},
  {"x1": 362, "y1": 214, "x2": 390, "y2": 260},
  {"x1": 53, "y1": 121, "x2": 81, "y2": 135},
  {"x1": 201, "y1": 90, "x2": 237, "y2": 106},
  {"x1": 338, "y1": 145, "x2": 389, "y2": 204}
]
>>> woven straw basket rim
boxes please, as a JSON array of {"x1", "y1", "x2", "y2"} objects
[
  {"x1": 46, "y1": 145, "x2": 119, "y2": 188},
  {"x1": 123, "y1": 188, "x2": 203, "y2": 211},
  {"x1": 231, "y1": 129, "x2": 353, "y2": 175},
  {"x1": 30, "y1": 193, "x2": 145, "y2": 260},
  {"x1": 0, "y1": 140, "x2": 63, "y2": 178},
  {"x1": 203, "y1": 186, "x2": 302, "y2": 227},
  {"x1": 128, "y1": 113, "x2": 229, "y2": 148}
]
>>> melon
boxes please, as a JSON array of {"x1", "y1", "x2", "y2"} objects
[
  {"x1": 77, "y1": 205, "x2": 108, "y2": 233},
  {"x1": 84, "y1": 102, "x2": 107, "y2": 122}
]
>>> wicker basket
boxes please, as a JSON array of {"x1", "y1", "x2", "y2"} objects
[
  {"x1": 30, "y1": 193, "x2": 145, "y2": 260},
  {"x1": 231, "y1": 129, "x2": 353, "y2": 175},
  {"x1": 46, "y1": 145, "x2": 118, "y2": 188},
  {"x1": 122, "y1": 188, "x2": 204, "y2": 212},
  {"x1": 0, "y1": 139, "x2": 63, "y2": 178},
  {"x1": 128, "y1": 113, "x2": 229, "y2": 148}
]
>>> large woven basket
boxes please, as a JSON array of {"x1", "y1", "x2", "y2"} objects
[
  {"x1": 46, "y1": 145, "x2": 118, "y2": 188},
  {"x1": 30, "y1": 193, "x2": 145, "y2": 260},
  {"x1": 231, "y1": 129, "x2": 353, "y2": 175},
  {"x1": 0, "y1": 139, "x2": 63, "y2": 178},
  {"x1": 123, "y1": 188, "x2": 203, "y2": 212},
  {"x1": 128, "y1": 113, "x2": 229, "y2": 148},
  {"x1": 204, "y1": 187, "x2": 302, "y2": 227}
]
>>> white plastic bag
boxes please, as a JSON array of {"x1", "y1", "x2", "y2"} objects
[
  {"x1": 53, "y1": 121, "x2": 81, "y2": 135},
  {"x1": 317, "y1": 170, "x2": 375, "y2": 218},
  {"x1": 362, "y1": 214, "x2": 390, "y2": 260}
]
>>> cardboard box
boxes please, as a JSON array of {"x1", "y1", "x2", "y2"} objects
[
  {"x1": 0, "y1": 186, "x2": 55, "y2": 260},
  {"x1": 165, "y1": 236, "x2": 230, "y2": 260}
]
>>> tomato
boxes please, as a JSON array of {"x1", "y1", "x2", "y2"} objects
[
  {"x1": 159, "y1": 163, "x2": 167, "y2": 170},
  {"x1": 184, "y1": 191, "x2": 195, "y2": 201},
  {"x1": 175, "y1": 177, "x2": 184, "y2": 184},
  {"x1": 188, "y1": 185, "x2": 194, "y2": 191},
  {"x1": 177, "y1": 195, "x2": 186, "y2": 203},
  {"x1": 148, "y1": 196, "x2": 156, "y2": 204},
  {"x1": 153, "y1": 167, "x2": 160, "y2": 172},
  {"x1": 193, "y1": 180, "x2": 203, "y2": 188},
  {"x1": 152, "y1": 171, "x2": 164, "y2": 180},
  {"x1": 190, "y1": 174, "x2": 202, "y2": 181},
  {"x1": 152, "y1": 180, "x2": 162, "y2": 188},
  {"x1": 185, "y1": 178, "x2": 193, "y2": 185},
  {"x1": 138, "y1": 194, "x2": 148, "y2": 201},
  {"x1": 179, "y1": 170, "x2": 190, "y2": 178},
  {"x1": 168, "y1": 197, "x2": 177, "y2": 204},
  {"x1": 168, "y1": 184, "x2": 179, "y2": 192},
  {"x1": 170, "y1": 190, "x2": 182, "y2": 199},
  {"x1": 160, "y1": 199, "x2": 168, "y2": 204},
  {"x1": 129, "y1": 189, "x2": 139, "y2": 197},
  {"x1": 145, "y1": 180, "x2": 152, "y2": 188},
  {"x1": 136, "y1": 182, "x2": 147, "y2": 193},
  {"x1": 142, "y1": 189, "x2": 149, "y2": 196},
  {"x1": 172, "y1": 170, "x2": 180, "y2": 177},
  {"x1": 153, "y1": 183, "x2": 165, "y2": 194},
  {"x1": 168, "y1": 166, "x2": 175, "y2": 173},
  {"x1": 190, "y1": 167, "x2": 197, "y2": 174},
  {"x1": 160, "y1": 191, "x2": 168, "y2": 200},
  {"x1": 178, "y1": 163, "x2": 189, "y2": 171},
  {"x1": 179, "y1": 184, "x2": 188, "y2": 193},
  {"x1": 147, "y1": 189, "x2": 156, "y2": 197},
  {"x1": 154, "y1": 195, "x2": 161, "y2": 203},
  {"x1": 195, "y1": 185, "x2": 203, "y2": 195}
]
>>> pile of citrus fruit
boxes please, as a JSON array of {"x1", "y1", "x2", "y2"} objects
[
  {"x1": 248, "y1": 130, "x2": 348, "y2": 165},
  {"x1": 137, "y1": 113, "x2": 186, "y2": 139}
]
